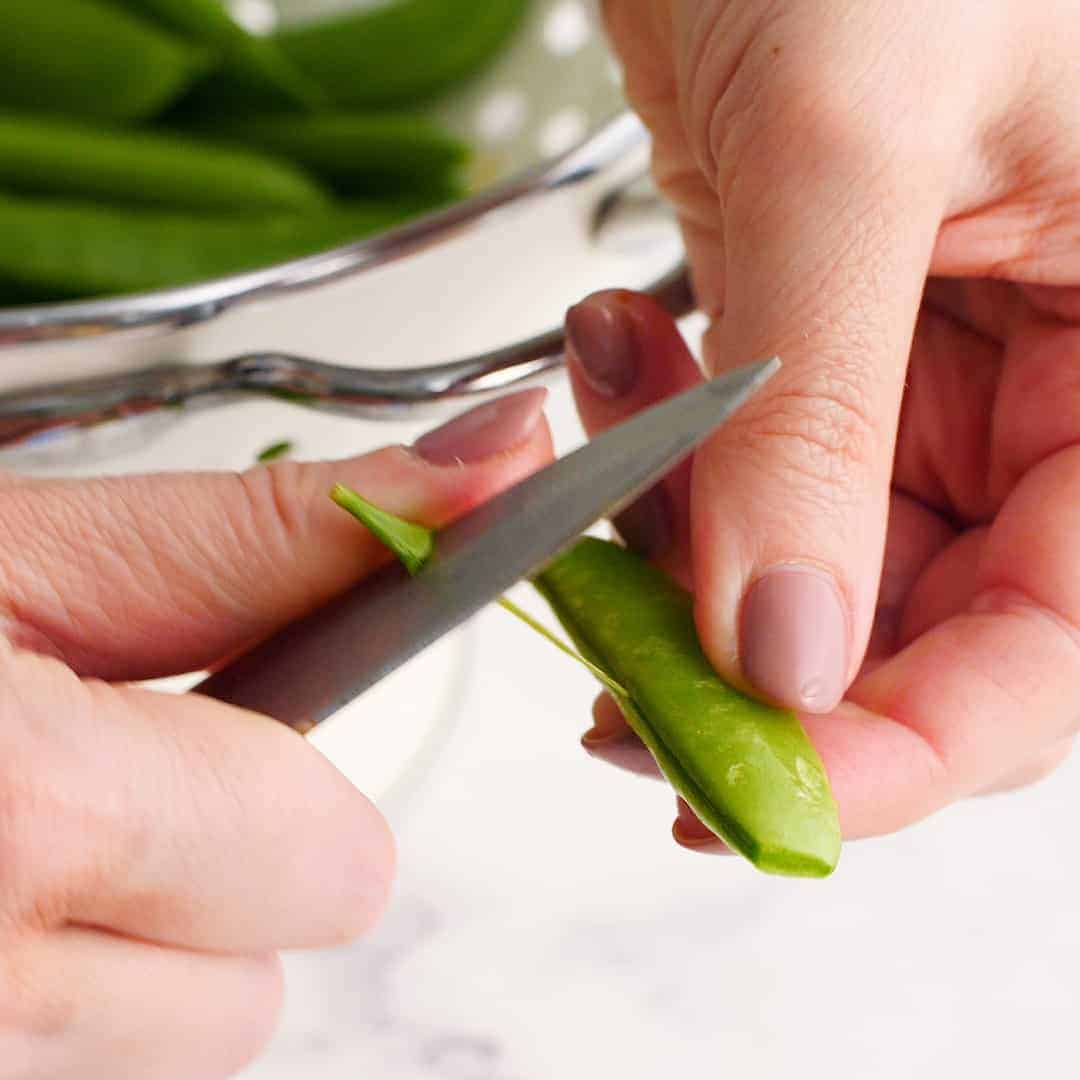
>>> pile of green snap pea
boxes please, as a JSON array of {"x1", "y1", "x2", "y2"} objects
[
  {"x1": 0, "y1": 0, "x2": 532, "y2": 306},
  {"x1": 332, "y1": 485, "x2": 843, "y2": 879}
]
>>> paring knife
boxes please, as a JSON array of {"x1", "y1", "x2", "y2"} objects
[{"x1": 196, "y1": 358, "x2": 780, "y2": 732}]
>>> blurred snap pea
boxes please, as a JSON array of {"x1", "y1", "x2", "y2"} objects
[
  {"x1": 1, "y1": 0, "x2": 210, "y2": 123},
  {"x1": 0, "y1": 194, "x2": 420, "y2": 301},
  {"x1": 256, "y1": 440, "x2": 296, "y2": 464},
  {"x1": 275, "y1": 0, "x2": 532, "y2": 108},
  {"x1": 535, "y1": 538, "x2": 842, "y2": 878},
  {"x1": 114, "y1": 0, "x2": 327, "y2": 111},
  {"x1": 0, "y1": 115, "x2": 331, "y2": 215},
  {"x1": 183, "y1": 112, "x2": 469, "y2": 199}
]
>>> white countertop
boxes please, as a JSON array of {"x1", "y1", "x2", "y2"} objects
[{"x1": 239, "y1": 375, "x2": 1080, "y2": 1080}]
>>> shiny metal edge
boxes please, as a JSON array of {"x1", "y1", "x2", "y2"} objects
[{"x1": 0, "y1": 110, "x2": 647, "y2": 346}]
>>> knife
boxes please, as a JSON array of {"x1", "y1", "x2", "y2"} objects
[{"x1": 196, "y1": 358, "x2": 780, "y2": 731}]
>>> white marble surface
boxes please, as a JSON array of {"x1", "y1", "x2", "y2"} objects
[{"x1": 241, "y1": 379, "x2": 1080, "y2": 1080}]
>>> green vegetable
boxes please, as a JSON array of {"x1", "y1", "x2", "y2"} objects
[
  {"x1": 115, "y1": 0, "x2": 327, "y2": 111},
  {"x1": 256, "y1": 440, "x2": 295, "y2": 463},
  {"x1": 0, "y1": 194, "x2": 419, "y2": 300},
  {"x1": 329, "y1": 490, "x2": 841, "y2": 879},
  {"x1": 331, "y1": 483, "x2": 434, "y2": 576},
  {"x1": 535, "y1": 539, "x2": 841, "y2": 878},
  {"x1": 183, "y1": 112, "x2": 469, "y2": 199},
  {"x1": 495, "y1": 593, "x2": 629, "y2": 698},
  {"x1": 275, "y1": 0, "x2": 532, "y2": 108},
  {"x1": 0, "y1": 0, "x2": 210, "y2": 123},
  {"x1": 0, "y1": 115, "x2": 331, "y2": 215}
]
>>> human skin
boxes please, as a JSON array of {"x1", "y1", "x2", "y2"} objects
[
  {"x1": 565, "y1": 0, "x2": 1080, "y2": 847},
  {"x1": 0, "y1": 390, "x2": 551, "y2": 1078}
]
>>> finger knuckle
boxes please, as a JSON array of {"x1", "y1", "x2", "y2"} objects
[
  {"x1": 236, "y1": 461, "x2": 308, "y2": 549},
  {"x1": 698, "y1": 16, "x2": 904, "y2": 208},
  {"x1": 732, "y1": 362, "x2": 883, "y2": 504},
  {"x1": 229, "y1": 462, "x2": 318, "y2": 598}
]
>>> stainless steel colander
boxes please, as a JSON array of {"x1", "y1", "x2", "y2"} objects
[{"x1": 0, "y1": 0, "x2": 688, "y2": 461}]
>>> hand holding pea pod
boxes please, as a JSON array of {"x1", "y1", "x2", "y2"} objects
[
  {"x1": 331, "y1": 491, "x2": 841, "y2": 875},
  {"x1": 0, "y1": 391, "x2": 552, "y2": 1077},
  {"x1": 565, "y1": 282, "x2": 1080, "y2": 854}
]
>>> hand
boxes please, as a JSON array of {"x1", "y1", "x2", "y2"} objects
[
  {"x1": 0, "y1": 390, "x2": 550, "y2": 1079},
  {"x1": 564, "y1": 0, "x2": 1080, "y2": 847}
]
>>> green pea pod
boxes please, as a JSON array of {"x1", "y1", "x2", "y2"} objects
[
  {"x1": 114, "y1": 0, "x2": 327, "y2": 111},
  {"x1": 0, "y1": 194, "x2": 420, "y2": 302},
  {"x1": 0, "y1": 115, "x2": 331, "y2": 215},
  {"x1": 275, "y1": 0, "x2": 532, "y2": 109},
  {"x1": 535, "y1": 538, "x2": 842, "y2": 878},
  {"x1": 184, "y1": 113, "x2": 469, "y2": 199},
  {"x1": 0, "y1": 0, "x2": 210, "y2": 123},
  {"x1": 325, "y1": 487, "x2": 841, "y2": 879}
]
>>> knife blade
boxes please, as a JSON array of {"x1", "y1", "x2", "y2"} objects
[{"x1": 196, "y1": 358, "x2": 779, "y2": 730}]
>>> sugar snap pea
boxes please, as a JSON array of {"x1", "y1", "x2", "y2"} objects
[
  {"x1": 275, "y1": 0, "x2": 532, "y2": 108},
  {"x1": 0, "y1": 115, "x2": 331, "y2": 215},
  {"x1": 1, "y1": 0, "x2": 209, "y2": 123},
  {"x1": 115, "y1": 0, "x2": 327, "y2": 111},
  {"x1": 535, "y1": 539, "x2": 842, "y2": 878},
  {"x1": 183, "y1": 112, "x2": 469, "y2": 199},
  {"x1": 0, "y1": 194, "x2": 418, "y2": 301},
  {"x1": 327, "y1": 489, "x2": 841, "y2": 879}
]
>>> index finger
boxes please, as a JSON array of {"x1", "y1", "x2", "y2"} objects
[{"x1": 0, "y1": 390, "x2": 551, "y2": 680}]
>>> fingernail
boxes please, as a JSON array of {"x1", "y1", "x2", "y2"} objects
[
  {"x1": 582, "y1": 692, "x2": 631, "y2": 746},
  {"x1": 582, "y1": 725, "x2": 629, "y2": 748},
  {"x1": 672, "y1": 800, "x2": 730, "y2": 854},
  {"x1": 613, "y1": 484, "x2": 674, "y2": 560},
  {"x1": 739, "y1": 566, "x2": 849, "y2": 713},
  {"x1": 413, "y1": 388, "x2": 546, "y2": 465},
  {"x1": 565, "y1": 294, "x2": 638, "y2": 398}
]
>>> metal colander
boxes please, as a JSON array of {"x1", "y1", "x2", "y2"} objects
[{"x1": 0, "y1": 0, "x2": 687, "y2": 465}]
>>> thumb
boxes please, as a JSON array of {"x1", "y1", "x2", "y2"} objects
[{"x1": 688, "y1": 39, "x2": 951, "y2": 712}]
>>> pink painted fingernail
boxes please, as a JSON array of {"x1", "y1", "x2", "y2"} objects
[
  {"x1": 413, "y1": 388, "x2": 547, "y2": 465},
  {"x1": 739, "y1": 566, "x2": 849, "y2": 713},
  {"x1": 565, "y1": 294, "x2": 638, "y2": 398},
  {"x1": 672, "y1": 799, "x2": 730, "y2": 854},
  {"x1": 582, "y1": 722, "x2": 630, "y2": 748}
]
